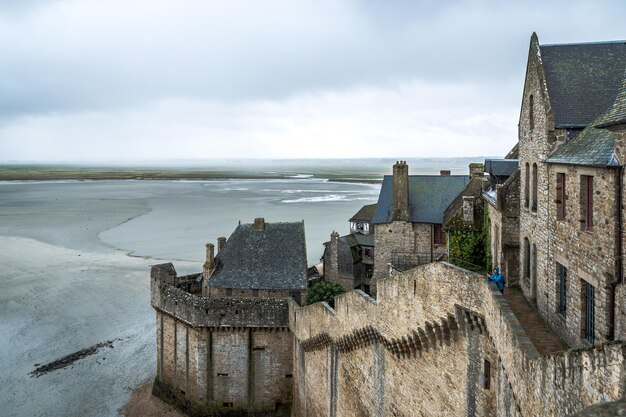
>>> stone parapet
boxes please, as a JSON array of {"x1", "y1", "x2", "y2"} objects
[{"x1": 289, "y1": 262, "x2": 626, "y2": 416}]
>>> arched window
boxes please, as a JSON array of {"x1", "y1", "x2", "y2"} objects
[
  {"x1": 529, "y1": 95, "x2": 535, "y2": 131},
  {"x1": 531, "y1": 163, "x2": 538, "y2": 212},
  {"x1": 524, "y1": 163, "x2": 530, "y2": 208}
]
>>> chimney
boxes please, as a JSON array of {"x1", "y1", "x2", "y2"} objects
[
  {"x1": 392, "y1": 161, "x2": 409, "y2": 221},
  {"x1": 253, "y1": 217, "x2": 266, "y2": 231},
  {"x1": 469, "y1": 163, "x2": 485, "y2": 179},
  {"x1": 217, "y1": 237, "x2": 226, "y2": 253},
  {"x1": 203, "y1": 243, "x2": 215, "y2": 279},
  {"x1": 325, "y1": 231, "x2": 340, "y2": 282},
  {"x1": 440, "y1": 170, "x2": 451, "y2": 176}
]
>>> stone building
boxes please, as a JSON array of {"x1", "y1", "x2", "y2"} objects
[
  {"x1": 323, "y1": 204, "x2": 376, "y2": 293},
  {"x1": 517, "y1": 33, "x2": 626, "y2": 347},
  {"x1": 151, "y1": 218, "x2": 307, "y2": 416},
  {"x1": 482, "y1": 157, "x2": 520, "y2": 284},
  {"x1": 371, "y1": 161, "x2": 480, "y2": 292},
  {"x1": 442, "y1": 163, "x2": 487, "y2": 270},
  {"x1": 285, "y1": 35, "x2": 626, "y2": 417}
]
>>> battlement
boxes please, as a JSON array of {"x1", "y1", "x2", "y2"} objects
[
  {"x1": 151, "y1": 263, "x2": 289, "y2": 328},
  {"x1": 290, "y1": 262, "x2": 626, "y2": 416}
]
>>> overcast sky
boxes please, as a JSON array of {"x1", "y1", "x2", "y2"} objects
[{"x1": 0, "y1": 0, "x2": 625, "y2": 162}]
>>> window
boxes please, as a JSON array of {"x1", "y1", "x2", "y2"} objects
[
  {"x1": 531, "y1": 163, "x2": 538, "y2": 212},
  {"x1": 524, "y1": 163, "x2": 530, "y2": 208},
  {"x1": 581, "y1": 176, "x2": 594, "y2": 231},
  {"x1": 556, "y1": 173, "x2": 566, "y2": 220},
  {"x1": 483, "y1": 359, "x2": 491, "y2": 390},
  {"x1": 252, "y1": 288, "x2": 259, "y2": 297},
  {"x1": 558, "y1": 264, "x2": 567, "y2": 316},
  {"x1": 532, "y1": 244, "x2": 537, "y2": 286},
  {"x1": 523, "y1": 238, "x2": 531, "y2": 283},
  {"x1": 225, "y1": 288, "x2": 232, "y2": 296},
  {"x1": 582, "y1": 280, "x2": 595, "y2": 344},
  {"x1": 529, "y1": 95, "x2": 535, "y2": 131},
  {"x1": 433, "y1": 224, "x2": 446, "y2": 245}
]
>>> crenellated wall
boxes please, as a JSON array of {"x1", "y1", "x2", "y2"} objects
[
  {"x1": 151, "y1": 263, "x2": 293, "y2": 416},
  {"x1": 289, "y1": 262, "x2": 626, "y2": 417}
]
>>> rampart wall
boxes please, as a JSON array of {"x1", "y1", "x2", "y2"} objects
[
  {"x1": 289, "y1": 262, "x2": 626, "y2": 417},
  {"x1": 151, "y1": 264, "x2": 293, "y2": 416}
]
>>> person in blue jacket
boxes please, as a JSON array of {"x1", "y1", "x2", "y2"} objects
[{"x1": 488, "y1": 266, "x2": 506, "y2": 294}]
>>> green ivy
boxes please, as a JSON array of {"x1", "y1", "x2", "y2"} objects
[{"x1": 448, "y1": 208, "x2": 491, "y2": 273}]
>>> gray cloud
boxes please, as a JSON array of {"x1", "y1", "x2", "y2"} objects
[{"x1": 0, "y1": 0, "x2": 624, "y2": 160}]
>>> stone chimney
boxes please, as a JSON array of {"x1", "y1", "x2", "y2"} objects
[
  {"x1": 462, "y1": 196, "x2": 475, "y2": 224},
  {"x1": 326, "y1": 231, "x2": 340, "y2": 282},
  {"x1": 469, "y1": 163, "x2": 485, "y2": 179},
  {"x1": 203, "y1": 243, "x2": 215, "y2": 279},
  {"x1": 253, "y1": 217, "x2": 266, "y2": 231},
  {"x1": 217, "y1": 237, "x2": 226, "y2": 253},
  {"x1": 440, "y1": 170, "x2": 451, "y2": 176},
  {"x1": 392, "y1": 161, "x2": 409, "y2": 221}
]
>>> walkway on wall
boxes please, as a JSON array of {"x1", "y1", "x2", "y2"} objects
[{"x1": 504, "y1": 286, "x2": 568, "y2": 354}]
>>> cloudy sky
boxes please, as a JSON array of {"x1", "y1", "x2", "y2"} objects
[{"x1": 0, "y1": 0, "x2": 624, "y2": 162}]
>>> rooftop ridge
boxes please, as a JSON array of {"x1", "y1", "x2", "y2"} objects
[{"x1": 540, "y1": 40, "x2": 626, "y2": 47}]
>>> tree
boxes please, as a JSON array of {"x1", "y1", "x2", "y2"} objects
[{"x1": 306, "y1": 281, "x2": 345, "y2": 307}]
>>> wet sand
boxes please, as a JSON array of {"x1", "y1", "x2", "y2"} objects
[
  {"x1": 123, "y1": 379, "x2": 185, "y2": 417},
  {"x1": 0, "y1": 179, "x2": 378, "y2": 416}
]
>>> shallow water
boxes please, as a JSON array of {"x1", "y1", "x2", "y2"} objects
[{"x1": 0, "y1": 178, "x2": 379, "y2": 417}]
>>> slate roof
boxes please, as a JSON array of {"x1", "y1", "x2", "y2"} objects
[
  {"x1": 349, "y1": 204, "x2": 377, "y2": 222},
  {"x1": 597, "y1": 71, "x2": 626, "y2": 128},
  {"x1": 443, "y1": 176, "x2": 485, "y2": 230},
  {"x1": 546, "y1": 113, "x2": 618, "y2": 167},
  {"x1": 539, "y1": 41, "x2": 626, "y2": 128},
  {"x1": 372, "y1": 175, "x2": 470, "y2": 225},
  {"x1": 484, "y1": 159, "x2": 519, "y2": 177},
  {"x1": 344, "y1": 233, "x2": 374, "y2": 248},
  {"x1": 207, "y1": 221, "x2": 307, "y2": 290}
]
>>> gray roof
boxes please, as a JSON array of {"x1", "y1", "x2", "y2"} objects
[
  {"x1": 340, "y1": 233, "x2": 374, "y2": 249},
  {"x1": 546, "y1": 113, "x2": 618, "y2": 167},
  {"x1": 539, "y1": 41, "x2": 626, "y2": 128},
  {"x1": 373, "y1": 175, "x2": 470, "y2": 225},
  {"x1": 349, "y1": 204, "x2": 377, "y2": 222},
  {"x1": 207, "y1": 221, "x2": 307, "y2": 290},
  {"x1": 484, "y1": 159, "x2": 519, "y2": 177},
  {"x1": 597, "y1": 71, "x2": 626, "y2": 128}
]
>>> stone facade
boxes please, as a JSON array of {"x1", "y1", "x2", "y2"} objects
[
  {"x1": 151, "y1": 264, "x2": 294, "y2": 416},
  {"x1": 289, "y1": 262, "x2": 626, "y2": 417},
  {"x1": 484, "y1": 170, "x2": 520, "y2": 285},
  {"x1": 517, "y1": 34, "x2": 626, "y2": 348}
]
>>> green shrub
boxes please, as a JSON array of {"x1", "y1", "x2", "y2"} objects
[{"x1": 306, "y1": 281, "x2": 345, "y2": 307}]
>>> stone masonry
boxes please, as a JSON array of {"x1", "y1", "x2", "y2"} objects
[
  {"x1": 289, "y1": 262, "x2": 626, "y2": 417},
  {"x1": 151, "y1": 264, "x2": 294, "y2": 416}
]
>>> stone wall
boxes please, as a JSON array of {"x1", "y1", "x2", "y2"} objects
[
  {"x1": 206, "y1": 287, "x2": 305, "y2": 306},
  {"x1": 545, "y1": 164, "x2": 619, "y2": 347},
  {"x1": 289, "y1": 262, "x2": 626, "y2": 417},
  {"x1": 372, "y1": 221, "x2": 443, "y2": 294},
  {"x1": 151, "y1": 263, "x2": 294, "y2": 416},
  {"x1": 486, "y1": 171, "x2": 520, "y2": 285}
]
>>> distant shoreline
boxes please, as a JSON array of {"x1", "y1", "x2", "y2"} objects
[{"x1": 0, "y1": 167, "x2": 383, "y2": 183}]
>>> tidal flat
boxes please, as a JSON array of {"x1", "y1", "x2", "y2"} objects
[{"x1": 0, "y1": 178, "x2": 379, "y2": 416}]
